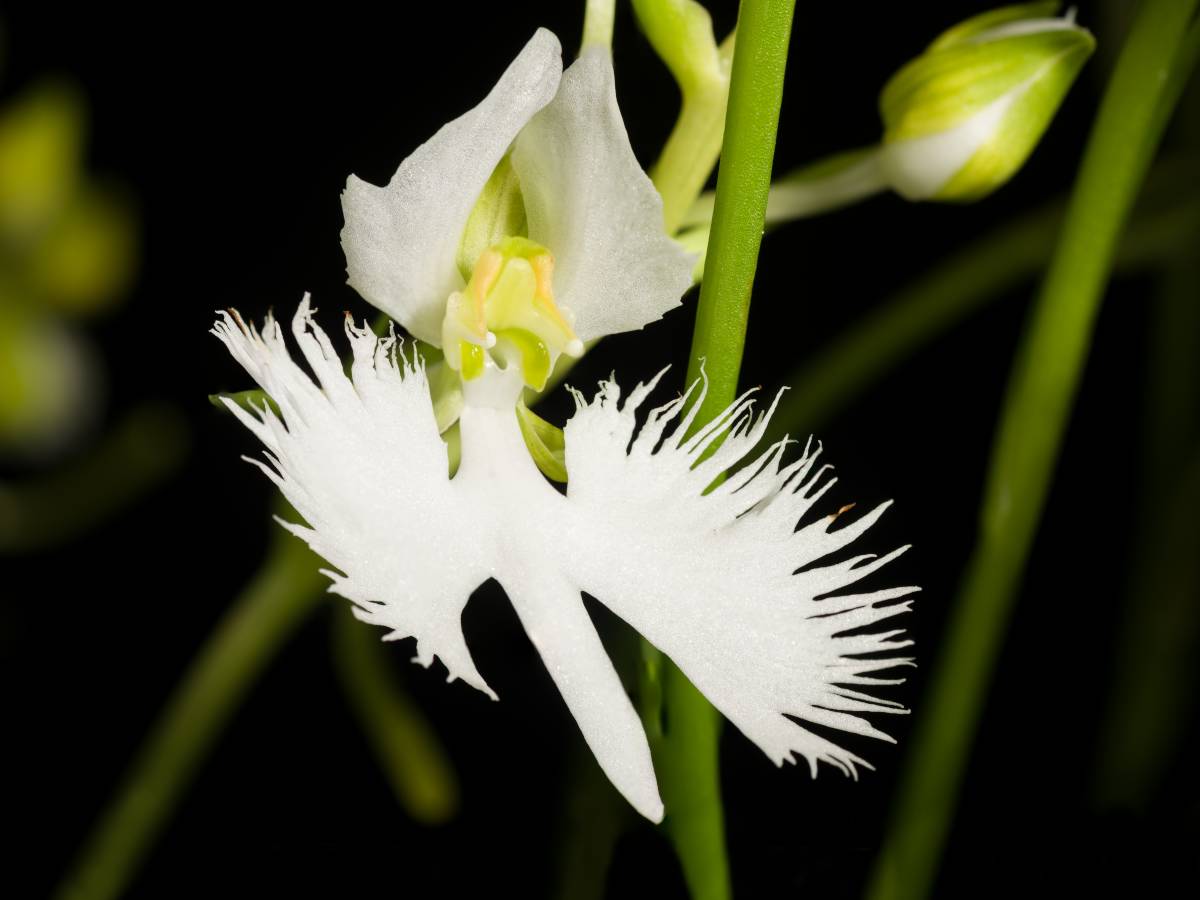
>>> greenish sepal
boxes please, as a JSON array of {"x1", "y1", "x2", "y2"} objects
[
  {"x1": 444, "y1": 421, "x2": 461, "y2": 478},
  {"x1": 209, "y1": 388, "x2": 279, "y2": 418},
  {"x1": 495, "y1": 327, "x2": 551, "y2": 391},
  {"x1": 426, "y1": 359, "x2": 464, "y2": 434},
  {"x1": 928, "y1": 2, "x2": 1061, "y2": 51},
  {"x1": 456, "y1": 154, "x2": 526, "y2": 281},
  {"x1": 881, "y1": 27, "x2": 1094, "y2": 142},
  {"x1": 515, "y1": 402, "x2": 567, "y2": 483}
]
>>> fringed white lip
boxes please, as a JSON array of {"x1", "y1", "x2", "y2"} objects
[{"x1": 214, "y1": 302, "x2": 917, "y2": 823}]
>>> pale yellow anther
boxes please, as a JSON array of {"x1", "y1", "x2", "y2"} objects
[
  {"x1": 441, "y1": 236, "x2": 584, "y2": 389},
  {"x1": 529, "y1": 252, "x2": 576, "y2": 342},
  {"x1": 468, "y1": 248, "x2": 503, "y2": 338}
]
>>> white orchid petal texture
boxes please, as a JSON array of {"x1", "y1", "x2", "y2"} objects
[
  {"x1": 340, "y1": 29, "x2": 563, "y2": 345},
  {"x1": 512, "y1": 46, "x2": 695, "y2": 341},
  {"x1": 214, "y1": 304, "x2": 917, "y2": 822},
  {"x1": 339, "y1": 29, "x2": 693, "y2": 352}
]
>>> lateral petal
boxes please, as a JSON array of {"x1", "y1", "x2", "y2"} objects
[
  {"x1": 562, "y1": 371, "x2": 917, "y2": 778},
  {"x1": 212, "y1": 300, "x2": 496, "y2": 697},
  {"x1": 340, "y1": 29, "x2": 563, "y2": 345},
  {"x1": 511, "y1": 48, "x2": 694, "y2": 343}
]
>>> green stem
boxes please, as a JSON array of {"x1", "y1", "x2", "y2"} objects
[
  {"x1": 866, "y1": 4, "x2": 1200, "y2": 899},
  {"x1": 1092, "y1": 141, "x2": 1200, "y2": 810},
  {"x1": 769, "y1": 188, "x2": 1200, "y2": 436},
  {"x1": 1093, "y1": 447, "x2": 1200, "y2": 809},
  {"x1": 331, "y1": 606, "x2": 460, "y2": 824},
  {"x1": 640, "y1": 3, "x2": 794, "y2": 899},
  {"x1": 684, "y1": 0, "x2": 793, "y2": 416},
  {"x1": 581, "y1": 0, "x2": 616, "y2": 51},
  {"x1": 55, "y1": 537, "x2": 327, "y2": 900},
  {"x1": 0, "y1": 405, "x2": 188, "y2": 553},
  {"x1": 684, "y1": 146, "x2": 888, "y2": 229}
]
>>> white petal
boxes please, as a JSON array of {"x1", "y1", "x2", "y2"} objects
[
  {"x1": 212, "y1": 300, "x2": 496, "y2": 697},
  {"x1": 511, "y1": 48, "x2": 694, "y2": 342},
  {"x1": 455, "y1": 401, "x2": 661, "y2": 820},
  {"x1": 503, "y1": 569, "x2": 663, "y2": 822},
  {"x1": 340, "y1": 29, "x2": 563, "y2": 344},
  {"x1": 562, "y1": 370, "x2": 917, "y2": 777}
]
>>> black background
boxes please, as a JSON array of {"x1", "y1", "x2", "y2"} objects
[{"x1": 3, "y1": 1, "x2": 1197, "y2": 897}]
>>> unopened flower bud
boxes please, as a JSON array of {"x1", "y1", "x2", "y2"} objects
[{"x1": 878, "y1": 3, "x2": 1094, "y2": 202}]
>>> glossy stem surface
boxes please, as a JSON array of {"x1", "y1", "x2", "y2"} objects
[
  {"x1": 867, "y1": 4, "x2": 1200, "y2": 898},
  {"x1": 639, "y1": 2, "x2": 794, "y2": 898}
]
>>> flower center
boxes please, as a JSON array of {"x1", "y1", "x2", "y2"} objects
[{"x1": 442, "y1": 236, "x2": 584, "y2": 391}]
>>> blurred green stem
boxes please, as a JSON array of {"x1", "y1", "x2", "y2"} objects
[
  {"x1": 769, "y1": 186, "x2": 1200, "y2": 436},
  {"x1": 1092, "y1": 155, "x2": 1200, "y2": 808},
  {"x1": 0, "y1": 405, "x2": 187, "y2": 553},
  {"x1": 331, "y1": 606, "x2": 460, "y2": 823},
  {"x1": 1093, "y1": 446, "x2": 1200, "y2": 808},
  {"x1": 866, "y1": 4, "x2": 1200, "y2": 899},
  {"x1": 56, "y1": 536, "x2": 327, "y2": 900},
  {"x1": 554, "y1": 741, "x2": 632, "y2": 900},
  {"x1": 638, "y1": 2, "x2": 794, "y2": 898},
  {"x1": 683, "y1": 147, "x2": 887, "y2": 229}
]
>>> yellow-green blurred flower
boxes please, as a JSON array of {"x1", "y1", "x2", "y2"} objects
[{"x1": 0, "y1": 79, "x2": 137, "y2": 456}]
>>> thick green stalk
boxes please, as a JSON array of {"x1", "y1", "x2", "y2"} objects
[
  {"x1": 683, "y1": 0, "x2": 793, "y2": 416},
  {"x1": 866, "y1": 4, "x2": 1200, "y2": 900},
  {"x1": 55, "y1": 537, "x2": 327, "y2": 900},
  {"x1": 640, "y1": 3, "x2": 794, "y2": 899},
  {"x1": 331, "y1": 607, "x2": 460, "y2": 823},
  {"x1": 0, "y1": 405, "x2": 187, "y2": 553}
]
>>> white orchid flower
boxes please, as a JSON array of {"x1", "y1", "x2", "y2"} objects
[{"x1": 213, "y1": 28, "x2": 916, "y2": 822}]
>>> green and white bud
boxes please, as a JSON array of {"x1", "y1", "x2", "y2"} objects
[{"x1": 878, "y1": 2, "x2": 1094, "y2": 201}]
